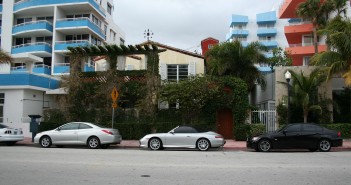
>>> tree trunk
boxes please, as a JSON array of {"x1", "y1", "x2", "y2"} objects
[{"x1": 313, "y1": 26, "x2": 318, "y2": 54}]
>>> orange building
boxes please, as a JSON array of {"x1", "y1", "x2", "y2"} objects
[{"x1": 278, "y1": 0, "x2": 328, "y2": 66}]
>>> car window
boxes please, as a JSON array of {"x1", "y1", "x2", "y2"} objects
[
  {"x1": 79, "y1": 123, "x2": 93, "y2": 129},
  {"x1": 173, "y1": 126, "x2": 198, "y2": 133},
  {"x1": 59, "y1": 123, "x2": 79, "y2": 130},
  {"x1": 0, "y1": 124, "x2": 8, "y2": 129},
  {"x1": 285, "y1": 124, "x2": 301, "y2": 132},
  {"x1": 303, "y1": 124, "x2": 323, "y2": 132}
]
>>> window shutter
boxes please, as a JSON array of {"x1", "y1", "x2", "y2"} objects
[
  {"x1": 159, "y1": 63, "x2": 167, "y2": 80},
  {"x1": 188, "y1": 62, "x2": 196, "y2": 76}
]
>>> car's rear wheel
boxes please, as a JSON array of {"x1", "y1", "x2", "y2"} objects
[
  {"x1": 197, "y1": 138, "x2": 210, "y2": 151},
  {"x1": 40, "y1": 136, "x2": 52, "y2": 148},
  {"x1": 258, "y1": 139, "x2": 271, "y2": 152},
  {"x1": 87, "y1": 136, "x2": 100, "y2": 149},
  {"x1": 319, "y1": 139, "x2": 331, "y2": 152},
  {"x1": 148, "y1": 138, "x2": 162, "y2": 150}
]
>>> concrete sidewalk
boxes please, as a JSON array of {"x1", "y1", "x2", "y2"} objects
[{"x1": 17, "y1": 137, "x2": 351, "y2": 151}]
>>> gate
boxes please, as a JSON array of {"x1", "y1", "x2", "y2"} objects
[{"x1": 249, "y1": 110, "x2": 276, "y2": 133}]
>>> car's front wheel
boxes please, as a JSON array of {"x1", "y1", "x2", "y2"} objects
[
  {"x1": 257, "y1": 139, "x2": 271, "y2": 152},
  {"x1": 87, "y1": 136, "x2": 100, "y2": 149},
  {"x1": 40, "y1": 136, "x2": 52, "y2": 148},
  {"x1": 319, "y1": 139, "x2": 331, "y2": 152},
  {"x1": 197, "y1": 138, "x2": 210, "y2": 151},
  {"x1": 148, "y1": 138, "x2": 162, "y2": 150}
]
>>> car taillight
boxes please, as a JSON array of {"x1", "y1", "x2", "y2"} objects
[
  {"x1": 102, "y1": 130, "x2": 113, "y2": 135},
  {"x1": 215, "y1": 135, "x2": 223, "y2": 138},
  {"x1": 338, "y1": 131, "x2": 341, "y2": 137}
]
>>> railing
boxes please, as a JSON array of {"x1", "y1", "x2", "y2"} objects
[
  {"x1": 55, "y1": 40, "x2": 92, "y2": 45},
  {"x1": 14, "y1": 0, "x2": 29, "y2": 5},
  {"x1": 288, "y1": 21, "x2": 312, "y2": 26},
  {"x1": 11, "y1": 66, "x2": 27, "y2": 70},
  {"x1": 249, "y1": 110, "x2": 277, "y2": 133},
  {"x1": 56, "y1": 17, "x2": 105, "y2": 37},
  {"x1": 289, "y1": 43, "x2": 314, "y2": 47},
  {"x1": 12, "y1": 42, "x2": 52, "y2": 49},
  {"x1": 56, "y1": 63, "x2": 70, "y2": 67},
  {"x1": 34, "y1": 64, "x2": 51, "y2": 69},
  {"x1": 13, "y1": 20, "x2": 53, "y2": 28}
]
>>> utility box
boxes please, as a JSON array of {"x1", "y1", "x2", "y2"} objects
[{"x1": 28, "y1": 115, "x2": 42, "y2": 142}]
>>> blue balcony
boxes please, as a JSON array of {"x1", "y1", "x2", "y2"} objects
[
  {"x1": 56, "y1": 18, "x2": 105, "y2": 40},
  {"x1": 0, "y1": 5, "x2": 3, "y2": 13},
  {"x1": 33, "y1": 64, "x2": 51, "y2": 75},
  {"x1": 256, "y1": 11, "x2": 277, "y2": 24},
  {"x1": 257, "y1": 28, "x2": 277, "y2": 37},
  {"x1": 11, "y1": 43, "x2": 52, "y2": 56},
  {"x1": 11, "y1": 66, "x2": 28, "y2": 73},
  {"x1": 0, "y1": 27, "x2": 2, "y2": 36},
  {"x1": 12, "y1": 21, "x2": 53, "y2": 36},
  {"x1": 53, "y1": 64, "x2": 70, "y2": 74},
  {"x1": 55, "y1": 40, "x2": 91, "y2": 51},
  {"x1": 0, "y1": 73, "x2": 59, "y2": 89},
  {"x1": 226, "y1": 30, "x2": 249, "y2": 40},
  {"x1": 259, "y1": 41, "x2": 278, "y2": 49},
  {"x1": 84, "y1": 64, "x2": 94, "y2": 72},
  {"x1": 230, "y1": 14, "x2": 248, "y2": 27},
  {"x1": 14, "y1": 0, "x2": 105, "y2": 17}
]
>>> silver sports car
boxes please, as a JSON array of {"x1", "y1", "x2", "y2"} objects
[
  {"x1": 139, "y1": 126, "x2": 226, "y2": 151},
  {"x1": 34, "y1": 122, "x2": 122, "y2": 149},
  {"x1": 0, "y1": 124, "x2": 24, "y2": 146}
]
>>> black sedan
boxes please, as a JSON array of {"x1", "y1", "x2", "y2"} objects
[{"x1": 247, "y1": 123, "x2": 343, "y2": 152}]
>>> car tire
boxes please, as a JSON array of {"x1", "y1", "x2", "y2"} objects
[
  {"x1": 5, "y1": 141, "x2": 16, "y2": 146},
  {"x1": 148, "y1": 138, "x2": 162, "y2": 150},
  {"x1": 40, "y1": 136, "x2": 52, "y2": 148},
  {"x1": 101, "y1": 144, "x2": 110, "y2": 149},
  {"x1": 319, "y1": 139, "x2": 331, "y2": 152},
  {"x1": 87, "y1": 136, "x2": 100, "y2": 149},
  {"x1": 258, "y1": 139, "x2": 271, "y2": 152},
  {"x1": 197, "y1": 138, "x2": 210, "y2": 151}
]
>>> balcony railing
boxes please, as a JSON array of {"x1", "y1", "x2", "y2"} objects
[
  {"x1": 12, "y1": 42, "x2": 52, "y2": 54},
  {"x1": 53, "y1": 63, "x2": 70, "y2": 74},
  {"x1": 14, "y1": 0, "x2": 106, "y2": 17},
  {"x1": 33, "y1": 64, "x2": 51, "y2": 75},
  {"x1": 12, "y1": 20, "x2": 53, "y2": 35},
  {"x1": 56, "y1": 18, "x2": 106, "y2": 39},
  {"x1": 289, "y1": 43, "x2": 315, "y2": 47},
  {"x1": 55, "y1": 40, "x2": 92, "y2": 51}
]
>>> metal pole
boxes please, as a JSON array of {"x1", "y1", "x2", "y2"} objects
[
  {"x1": 287, "y1": 78, "x2": 291, "y2": 124},
  {"x1": 112, "y1": 107, "x2": 114, "y2": 128}
]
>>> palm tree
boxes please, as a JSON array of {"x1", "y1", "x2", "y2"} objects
[
  {"x1": 296, "y1": 0, "x2": 333, "y2": 54},
  {"x1": 0, "y1": 49, "x2": 13, "y2": 64},
  {"x1": 329, "y1": 0, "x2": 348, "y2": 17},
  {"x1": 311, "y1": 17, "x2": 351, "y2": 86},
  {"x1": 289, "y1": 69, "x2": 327, "y2": 123},
  {"x1": 205, "y1": 40, "x2": 268, "y2": 91}
]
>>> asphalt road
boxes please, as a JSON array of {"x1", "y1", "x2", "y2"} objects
[{"x1": 0, "y1": 146, "x2": 351, "y2": 185}]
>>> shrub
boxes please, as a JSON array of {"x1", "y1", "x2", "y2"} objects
[{"x1": 321, "y1": 123, "x2": 351, "y2": 138}]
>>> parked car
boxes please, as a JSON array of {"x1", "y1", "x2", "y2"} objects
[
  {"x1": 247, "y1": 123, "x2": 343, "y2": 152},
  {"x1": 0, "y1": 124, "x2": 24, "y2": 146},
  {"x1": 34, "y1": 122, "x2": 122, "y2": 149},
  {"x1": 139, "y1": 126, "x2": 226, "y2": 151}
]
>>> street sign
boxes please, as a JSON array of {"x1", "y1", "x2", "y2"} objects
[
  {"x1": 112, "y1": 102, "x2": 118, "y2": 108},
  {"x1": 111, "y1": 87, "x2": 119, "y2": 101}
]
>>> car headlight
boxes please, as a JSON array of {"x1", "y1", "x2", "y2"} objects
[{"x1": 252, "y1": 137, "x2": 260, "y2": 141}]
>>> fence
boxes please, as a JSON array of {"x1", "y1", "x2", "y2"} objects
[{"x1": 249, "y1": 110, "x2": 277, "y2": 133}]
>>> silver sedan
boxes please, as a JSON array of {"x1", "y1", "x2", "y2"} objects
[
  {"x1": 34, "y1": 122, "x2": 122, "y2": 149},
  {"x1": 140, "y1": 126, "x2": 225, "y2": 151}
]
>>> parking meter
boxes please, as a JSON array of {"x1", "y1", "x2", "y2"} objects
[{"x1": 28, "y1": 115, "x2": 41, "y2": 142}]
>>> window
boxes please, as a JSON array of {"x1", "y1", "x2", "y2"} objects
[
  {"x1": 104, "y1": 25, "x2": 107, "y2": 35},
  {"x1": 208, "y1": 44, "x2": 213, "y2": 49},
  {"x1": 16, "y1": 18, "x2": 32, "y2": 24},
  {"x1": 0, "y1": 93, "x2": 4, "y2": 123},
  {"x1": 167, "y1": 64, "x2": 188, "y2": 82},
  {"x1": 79, "y1": 123, "x2": 93, "y2": 129},
  {"x1": 37, "y1": 16, "x2": 53, "y2": 23},
  {"x1": 107, "y1": 3, "x2": 112, "y2": 15},
  {"x1": 110, "y1": 29, "x2": 116, "y2": 41},
  {"x1": 15, "y1": 37, "x2": 31, "y2": 46},
  {"x1": 285, "y1": 124, "x2": 301, "y2": 132},
  {"x1": 173, "y1": 126, "x2": 198, "y2": 133},
  {"x1": 120, "y1": 38, "x2": 125, "y2": 45},
  {"x1": 303, "y1": 56, "x2": 311, "y2": 66},
  {"x1": 59, "y1": 123, "x2": 79, "y2": 130},
  {"x1": 65, "y1": 34, "x2": 89, "y2": 41},
  {"x1": 303, "y1": 124, "x2": 323, "y2": 132},
  {"x1": 36, "y1": 36, "x2": 52, "y2": 44},
  {"x1": 303, "y1": 35, "x2": 313, "y2": 46}
]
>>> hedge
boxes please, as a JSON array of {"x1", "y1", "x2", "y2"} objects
[{"x1": 234, "y1": 124, "x2": 266, "y2": 141}]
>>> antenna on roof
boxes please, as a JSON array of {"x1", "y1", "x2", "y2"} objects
[{"x1": 144, "y1": 29, "x2": 153, "y2": 41}]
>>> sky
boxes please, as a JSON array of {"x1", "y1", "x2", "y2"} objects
[{"x1": 113, "y1": 0, "x2": 282, "y2": 53}]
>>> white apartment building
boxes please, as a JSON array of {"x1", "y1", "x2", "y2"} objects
[{"x1": 0, "y1": 0, "x2": 125, "y2": 136}]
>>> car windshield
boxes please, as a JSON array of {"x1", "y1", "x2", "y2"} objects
[
  {"x1": 0, "y1": 124, "x2": 8, "y2": 129},
  {"x1": 276, "y1": 125, "x2": 289, "y2": 133}
]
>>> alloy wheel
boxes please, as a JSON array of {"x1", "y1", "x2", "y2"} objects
[
  {"x1": 149, "y1": 138, "x2": 161, "y2": 150},
  {"x1": 319, "y1": 139, "x2": 331, "y2": 152},
  {"x1": 258, "y1": 139, "x2": 271, "y2": 152},
  {"x1": 88, "y1": 137, "x2": 100, "y2": 149},
  {"x1": 40, "y1": 136, "x2": 52, "y2": 148},
  {"x1": 197, "y1": 139, "x2": 210, "y2": 151}
]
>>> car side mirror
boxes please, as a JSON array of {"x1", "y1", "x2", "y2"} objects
[
  {"x1": 283, "y1": 130, "x2": 287, "y2": 135},
  {"x1": 56, "y1": 127, "x2": 61, "y2": 131},
  {"x1": 170, "y1": 131, "x2": 174, "y2": 134}
]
